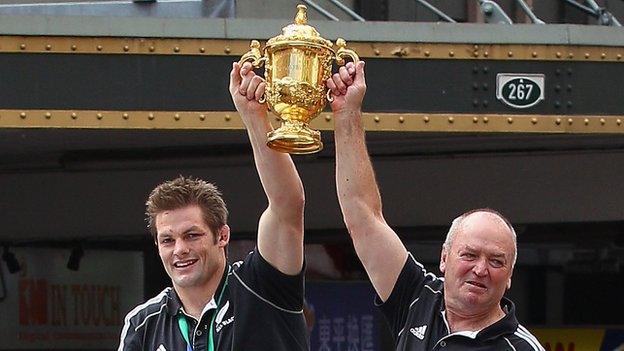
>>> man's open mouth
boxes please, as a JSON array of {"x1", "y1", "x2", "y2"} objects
[
  {"x1": 173, "y1": 259, "x2": 198, "y2": 268},
  {"x1": 466, "y1": 281, "x2": 487, "y2": 289}
]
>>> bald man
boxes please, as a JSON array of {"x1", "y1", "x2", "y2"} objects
[{"x1": 327, "y1": 61, "x2": 545, "y2": 351}]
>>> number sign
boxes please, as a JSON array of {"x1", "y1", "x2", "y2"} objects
[{"x1": 496, "y1": 73, "x2": 545, "y2": 109}]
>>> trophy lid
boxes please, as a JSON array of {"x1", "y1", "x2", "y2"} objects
[{"x1": 266, "y1": 5, "x2": 333, "y2": 49}]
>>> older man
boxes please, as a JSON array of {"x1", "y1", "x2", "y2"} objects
[{"x1": 326, "y1": 61, "x2": 544, "y2": 351}]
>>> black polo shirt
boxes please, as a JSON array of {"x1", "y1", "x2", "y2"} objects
[
  {"x1": 118, "y1": 249, "x2": 309, "y2": 351},
  {"x1": 375, "y1": 253, "x2": 545, "y2": 351}
]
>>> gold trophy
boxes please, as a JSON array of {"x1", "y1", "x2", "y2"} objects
[{"x1": 239, "y1": 4, "x2": 359, "y2": 154}]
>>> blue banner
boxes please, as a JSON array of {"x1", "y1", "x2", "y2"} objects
[{"x1": 306, "y1": 281, "x2": 385, "y2": 351}]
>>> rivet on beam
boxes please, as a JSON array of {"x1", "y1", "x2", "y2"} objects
[
  {"x1": 174, "y1": 113, "x2": 180, "y2": 121},
  {"x1": 423, "y1": 116, "x2": 429, "y2": 123},
  {"x1": 601, "y1": 53, "x2": 606, "y2": 59},
  {"x1": 224, "y1": 47, "x2": 231, "y2": 54},
  {"x1": 507, "y1": 117, "x2": 513, "y2": 124},
  {"x1": 71, "y1": 45, "x2": 77, "y2": 51},
  {"x1": 224, "y1": 114, "x2": 231, "y2": 121},
  {"x1": 473, "y1": 51, "x2": 479, "y2": 57},
  {"x1": 600, "y1": 118, "x2": 606, "y2": 125},
  {"x1": 531, "y1": 118, "x2": 537, "y2": 125},
  {"x1": 483, "y1": 51, "x2": 489, "y2": 57},
  {"x1": 97, "y1": 45, "x2": 103, "y2": 51},
  {"x1": 174, "y1": 47, "x2": 180, "y2": 53},
  {"x1": 374, "y1": 49, "x2": 380, "y2": 56},
  {"x1": 148, "y1": 113, "x2": 155, "y2": 120},
  {"x1": 374, "y1": 116, "x2": 380, "y2": 123},
  {"x1": 617, "y1": 119, "x2": 622, "y2": 126},
  {"x1": 123, "y1": 113, "x2": 129, "y2": 120},
  {"x1": 532, "y1": 52, "x2": 538, "y2": 58},
  {"x1": 19, "y1": 43, "x2": 26, "y2": 50},
  {"x1": 424, "y1": 50, "x2": 430, "y2": 57},
  {"x1": 556, "y1": 52, "x2": 562, "y2": 58},
  {"x1": 448, "y1": 51, "x2": 454, "y2": 57},
  {"x1": 123, "y1": 45, "x2": 129, "y2": 52},
  {"x1": 507, "y1": 51, "x2": 513, "y2": 57},
  {"x1": 567, "y1": 118, "x2": 573, "y2": 125},
  {"x1": 97, "y1": 113, "x2": 103, "y2": 120},
  {"x1": 617, "y1": 54, "x2": 622, "y2": 60},
  {"x1": 399, "y1": 116, "x2": 404, "y2": 123},
  {"x1": 473, "y1": 117, "x2": 478, "y2": 123},
  {"x1": 71, "y1": 112, "x2": 77, "y2": 120},
  {"x1": 149, "y1": 46, "x2": 155, "y2": 52},
  {"x1": 199, "y1": 114, "x2": 206, "y2": 121},
  {"x1": 200, "y1": 47, "x2": 206, "y2": 53},
  {"x1": 584, "y1": 118, "x2": 589, "y2": 125},
  {"x1": 568, "y1": 52, "x2": 574, "y2": 59},
  {"x1": 555, "y1": 118, "x2": 562, "y2": 125},
  {"x1": 448, "y1": 117, "x2": 454, "y2": 124},
  {"x1": 20, "y1": 112, "x2": 26, "y2": 119},
  {"x1": 45, "y1": 44, "x2": 51, "y2": 51},
  {"x1": 584, "y1": 53, "x2": 590, "y2": 59},
  {"x1": 45, "y1": 112, "x2": 51, "y2": 119},
  {"x1": 483, "y1": 117, "x2": 489, "y2": 124},
  {"x1": 325, "y1": 115, "x2": 332, "y2": 122}
]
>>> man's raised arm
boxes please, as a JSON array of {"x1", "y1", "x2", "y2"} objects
[
  {"x1": 229, "y1": 62, "x2": 305, "y2": 275},
  {"x1": 328, "y1": 61, "x2": 408, "y2": 301}
]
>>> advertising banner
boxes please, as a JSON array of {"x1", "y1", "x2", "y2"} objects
[
  {"x1": 0, "y1": 248, "x2": 144, "y2": 350},
  {"x1": 532, "y1": 328, "x2": 624, "y2": 351},
  {"x1": 307, "y1": 281, "x2": 386, "y2": 351}
]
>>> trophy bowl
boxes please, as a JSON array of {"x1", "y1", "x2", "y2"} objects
[{"x1": 239, "y1": 4, "x2": 359, "y2": 154}]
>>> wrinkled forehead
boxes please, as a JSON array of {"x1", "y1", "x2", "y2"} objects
[{"x1": 154, "y1": 205, "x2": 211, "y2": 235}]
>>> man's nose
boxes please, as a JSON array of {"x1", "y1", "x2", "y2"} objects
[
  {"x1": 173, "y1": 240, "x2": 190, "y2": 256},
  {"x1": 473, "y1": 258, "x2": 488, "y2": 277}
]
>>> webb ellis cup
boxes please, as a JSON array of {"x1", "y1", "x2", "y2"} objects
[{"x1": 239, "y1": 4, "x2": 359, "y2": 154}]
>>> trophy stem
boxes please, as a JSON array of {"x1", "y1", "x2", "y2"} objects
[{"x1": 266, "y1": 119, "x2": 323, "y2": 154}]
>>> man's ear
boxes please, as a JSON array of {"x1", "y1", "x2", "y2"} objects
[
  {"x1": 507, "y1": 274, "x2": 512, "y2": 290},
  {"x1": 217, "y1": 225, "x2": 230, "y2": 247},
  {"x1": 439, "y1": 248, "x2": 448, "y2": 274}
]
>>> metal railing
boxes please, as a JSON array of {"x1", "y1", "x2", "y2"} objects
[
  {"x1": 304, "y1": 0, "x2": 621, "y2": 26},
  {"x1": 0, "y1": 0, "x2": 620, "y2": 26}
]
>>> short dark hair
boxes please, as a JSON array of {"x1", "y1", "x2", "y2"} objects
[{"x1": 145, "y1": 176, "x2": 228, "y2": 242}]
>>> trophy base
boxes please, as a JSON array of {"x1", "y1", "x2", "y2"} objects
[{"x1": 267, "y1": 122, "x2": 323, "y2": 155}]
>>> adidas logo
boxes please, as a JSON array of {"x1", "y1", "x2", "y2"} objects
[
  {"x1": 156, "y1": 345, "x2": 167, "y2": 351},
  {"x1": 410, "y1": 325, "x2": 427, "y2": 340}
]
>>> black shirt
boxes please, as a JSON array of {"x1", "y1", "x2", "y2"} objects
[
  {"x1": 375, "y1": 253, "x2": 545, "y2": 351},
  {"x1": 118, "y1": 249, "x2": 309, "y2": 351}
]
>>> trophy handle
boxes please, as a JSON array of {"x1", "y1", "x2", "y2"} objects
[
  {"x1": 327, "y1": 38, "x2": 360, "y2": 102},
  {"x1": 334, "y1": 38, "x2": 360, "y2": 66},
  {"x1": 239, "y1": 40, "x2": 268, "y2": 103}
]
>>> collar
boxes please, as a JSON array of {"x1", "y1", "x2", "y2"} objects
[
  {"x1": 439, "y1": 297, "x2": 519, "y2": 341},
  {"x1": 165, "y1": 263, "x2": 231, "y2": 316},
  {"x1": 475, "y1": 297, "x2": 519, "y2": 340}
]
